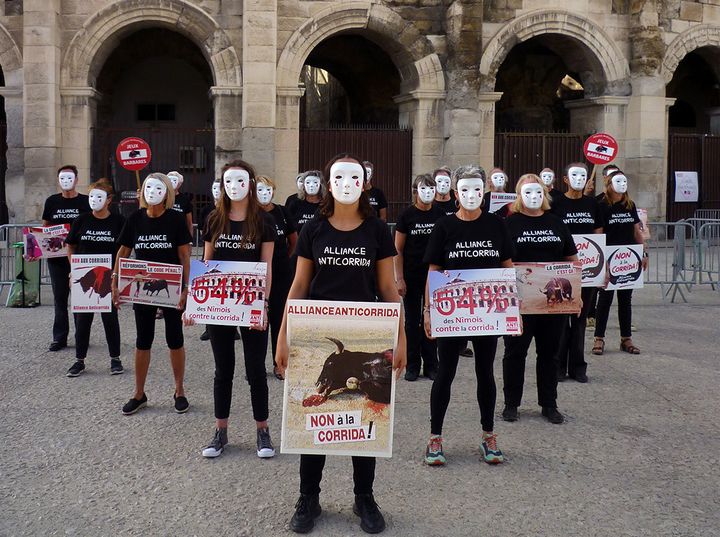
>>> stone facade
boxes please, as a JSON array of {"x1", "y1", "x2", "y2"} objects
[{"x1": 1, "y1": 0, "x2": 719, "y2": 221}]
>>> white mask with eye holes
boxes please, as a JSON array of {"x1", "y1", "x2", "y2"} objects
[
  {"x1": 611, "y1": 174, "x2": 628, "y2": 194},
  {"x1": 491, "y1": 172, "x2": 507, "y2": 190},
  {"x1": 521, "y1": 183, "x2": 545, "y2": 210},
  {"x1": 58, "y1": 171, "x2": 76, "y2": 192},
  {"x1": 457, "y1": 178, "x2": 484, "y2": 211},
  {"x1": 144, "y1": 178, "x2": 167, "y2": 206},
  {"x1": 304, "y1": 176, "x2": 321, "y2": 196},
  {"x1": 540, "y1": 171, "x2": 555, "y2": 187},
  {"x1": 417, "y1": 184, "x2": 436, "y2": 205},
  {"x1": 365, "y1": 167, "x2": 373, "y2": 182},
  {"x1": 435, "y1": 175, "x2": 451, "y2": 195},
  {"x1": 211, "y1": 182, "x2": 222, "y2": 202},
  {"x1": 88, "y1": 189, "x2": 108, "y2": 211},
  {"x1": 167, "y1": 172, "x2": 183, "y2": 190},
  {"x1": 568, "y1": 167, "x2": 588, "y2": 191},
  {"x1": 296, "y1": 176, "x2": 305, "y2": 192},
  {"x1": 256, "y1": 183, "x2": 274, "y2": 206},
  {"x1": 224, "y1": 168, "x2": 250, "y2": 201},
  {"x1": 330, "y1": 162, "x2": 364, "y2": 205}
]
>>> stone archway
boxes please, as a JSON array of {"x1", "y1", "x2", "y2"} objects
[
  {"x1": 0, "y1": 22, "x2": 23, "y2": 222},
  {"x1": 661, "y1": 25, "x2": 720, "y2": 85}
]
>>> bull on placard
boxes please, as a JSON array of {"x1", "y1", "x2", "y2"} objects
[
  {"x1": 75, "y1": 266, "x2": 113, "y2": 300},
  {"x1": 540, "y1": 277, "x2": 573, "y2": 305},
  {"x1": 42, "y1": 236, "x2": 64, "y2": 253},
  {"x1": 143, "y1": 279, "x2": 169, "y2": 297}
]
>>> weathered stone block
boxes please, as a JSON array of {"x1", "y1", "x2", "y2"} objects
[{"x1": 680, "y1": 1, "x2": 703, "y2": 21}]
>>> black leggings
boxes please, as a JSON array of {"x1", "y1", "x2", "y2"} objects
[
  {"x1": 74, "y1": 310, "x2": 121, "y2": 360},
  {"x1": 208, "y1": 324, "x2": 269, "y2": 421},
  {"x1": 557, "y1": 287, "x2": 596, "y2": 377},
  {"x1": 300, "y1": 454, "x2": 375, "y2": 496},
  {"x1": 594, "y1": 289, "x2": 633, "y2": 339},
  {"x1": 133, "y1": 305, "x2": 184, "y2": 350},
  {"x1": 431, "y1": 336, "x2": 498, "y2": 434},
  {"x1": 268, "y1": 271, "x2": 291, "y2": 364},
  {"x1": 47, "y1": 257, "x2": 72, "y2": 343},
  {"x1": 403, "y1": 277, "x2": 438, "y2": 375}
]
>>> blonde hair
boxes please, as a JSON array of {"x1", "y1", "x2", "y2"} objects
[
  {"x1": 139, "y1": 173, "x2": 175, "y2": 210},
  {"x1": 256, "y1": 175, "x2": 276, "y2": 189},
  {"x1": 510, "y1": 173, "x2": 551, "y2": 213},
  {"x1": 605, "y1": 171, "x2": 634, "y2": 210}
]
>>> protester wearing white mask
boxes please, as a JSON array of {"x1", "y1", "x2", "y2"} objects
[
  {"x1": 394, "y1": 174, "x2": 443, "y2": 381},
  {"x1": 290, "y1": 170, "x2": 324, "y2": 233},
  {"x1": 362, "y1": 161, "x2": 388, "y2": 222},
  {"x1": 198, "y1": 178, "x2": 224, "y2": 342},
  {"x1": 483, "y1": 168, "x2": 511, "y2": 218},
  {"x1": 167, "y1": 171, "x2": 194, "y2": 238},
  {"x1": 502, "y1": 175, "x2": 578, "y2": 425},
  {"x1": 41, "y1": 165, "x2": 90, "y2": 351},
  {"x1": 540, "y1": 167, "x2": 562, "y2": 205},
  {"x1": 423, "y1": 165, "x2": 512, "y2": 466},
  {"x1": 432, "y1": 167, "x2": 457, "y2": 216}
]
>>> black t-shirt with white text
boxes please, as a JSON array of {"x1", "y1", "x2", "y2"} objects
[
  {"x1": 118, "y1": 208, "x2": 192, "y2": 265},
  {"x1": 599, "y1": 200, "x2": 641, "y2": 245},
  {"x1": 505, "y1": 212, "x2": 577, "y2": 263},
  {"x1": 65, "y1": 212, "x2": 125, "y2": 262},
  {"x1": 202, "y1": 212, "x2": 277, "y2": 262},
  {"x1": 291, "y1": 199, "x2": 321, "y2": 232},
  {"x1": 396, "y1": 204, "x2": 445, "y2": 282},
  {"x1": 367, "y1": 187, "x2": 388, "y2": 217},
  {"x1": 42, "y1": 193, "x2": 91, "y2": 225},
  {"x1": 172, "y1": 192, "x2": 193, "y2": 217},
  {"x1": 551, "y1": 195, "x2": 603, "y2": 235},
  {"x1": 296, "y1": 216, "x2": 396, "y2": 302},
  {"x1": 423, "y1": 212, "x2": 513, "y2": 270},
  {"x1": 268, "y1": 204, "x2": 296, "y2": 277}
]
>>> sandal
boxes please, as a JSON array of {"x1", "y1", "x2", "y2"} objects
[
  {"x1": 620, "y1": 338, "x2": 641, "y2": 355},
  {"x1": 592, "y1": 337, "x2": 605, "y2": 355}
]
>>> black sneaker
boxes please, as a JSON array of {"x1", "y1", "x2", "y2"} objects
[
  {"x1": 353, "y1": 494, "x2": 386, "y2": 534},
  {"x1": 66, "y1": 360, "x2": 85, "y2": 377},
  {"x1": 122, "y1": 394, "x2": 148, "y2": 415},
  {"x1": 173, "y1": 393, "x2": 189, "y2": 414},
  {"x1": 459, "y1": 346, "x2": 473, "y2": 357},
  {"x1": 423, "y1": 369, "x2": 437, "y2": 381},
  {"x1": 404, "y1": 370, "x2": 419, "y2": 382},
  {"x1": 290, "y1": 494, "x2": 321, "y2": 533},
  {"x1": 199, "y1": 329, "x2": 210, "y2": 341},
  {"x1": 542, "y1": 407, "x2": 565, "y2": 424},
  {"x1": 110, "y1": 359, "x2": 124, "y2": 375},
  {"x1": 202, "y1": 428, "x2": 228, "y2": 458},
  {"x1": 557, "y1": 371, "x2": 568, "y2": 382},
  {"x1": 256, "y1": 427, "x2": 275, "y2": 458},
  {"x1": 501, "y1": 405, "x2": 518, "y2": 422},
  {"x1": 49, "y1": 341, "x2": 67, "y2": 352},
  {"x1": 571, "y1": 372, "x2": 588, "y2": 383}
]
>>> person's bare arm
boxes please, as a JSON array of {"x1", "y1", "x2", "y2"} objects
[
  {"x1": 176, "y1": 243, "x2": 191, "y2": 310},
  {"x1": 111, "y1": 245, "x2": 133, "y2": 309},
  {"x1": 185, "y1": 214, "x2": 194, "y2": 241},
  {"x1": 376, "y1": 257, "x2": 406, "y2": 378},
  {"x1": 378, "y1": 208, "x2": 388, "y2": 222},
  {"x1": 287, "y1": 232, "x2": 298, "y2": 258},
  {"x1": 393, "y1": 231, "x2": 407, "y2": 297}
]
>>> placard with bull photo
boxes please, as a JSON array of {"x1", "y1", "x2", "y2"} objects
[
  {"x1": 281, "y1": 300, "x2": 401, "y2": 458},
  {"x1": 605, "y1": 244, "x2": 644, "y2": 290},
  {"x1": 23, "y1": 224, "x2": 70, "y2": 259},
  {"x1": 70, "y1": 255, "x2": 113, "y2": 313},
  {"x1": 514, "y1": 262, "x2": 583, "y2": 315},
  {"x1": 572, "y1": 234, "x2": 607, "y2": 287},
  {"x1": 427, "y1": 268, "x2": 522, "y2": 337},
  {"x1": 116, "y1": 258, "x2": 183, "y2": 308},
  {"x1": 185, "y1": 260, "x2": 267, "y2": 327}
]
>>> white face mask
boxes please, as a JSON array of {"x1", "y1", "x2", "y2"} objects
[
  {"x1": 304, "y1": 176, "x2": 321, "y2": 196},
  {"x1": 256, "y1": 183, "x2": 274, "y2": 206},
  {"x1": 417, "y1": 184, "x2": 436, "y2": 204},
  {"x1": 456, "y1": 178, "x2": 484, "y2": 211},
  {"x1": 491, "y1": 173, "x2": 506, "y2": 190},
  {"x1": 540, "y1": 171, "x2": 555, "y2": 187},
  {"x1": 521, "y1": 183, "x2": 545, "y2": 210},
  {"x1": 568, "y1": 167, "x2": 588, "y2": 191},
  {"x1": 211, "y1": 182, "x2": 222, "y2": 202},
  {"x1": 365, "y1": 167, "x2": 373, "y2": 182},
  {"x1": 168, "y1": 172, "x2": 183, "y2": 190},
  {"x1": 224, "y1": 168, "x2": 250, "y2": 201},
  {"x1": 58, "y1": 171, "x2": 76, "y2": 192},
  {"x1": 296, "y1": 176, "x2": 304, "y2": 192},
  {"x1": 144, "y1": 178, "x2": 167, "y2": 206},
  {"x1": 612, "y1": 174, "x2": 628, "y2": 194},
  {"x1": 329, "y1": 162, "x2": 364, "y2": 205},
  {"x1": 435, "y1": 175, "x2": 451, "y2": 195},
  {"x1": 88, "y1": 189, "x2": 108, "y2": 211}
]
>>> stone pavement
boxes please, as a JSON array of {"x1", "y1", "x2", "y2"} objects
[{"x1": 1, "y1": 286, "x2": 719, "y2": 537}]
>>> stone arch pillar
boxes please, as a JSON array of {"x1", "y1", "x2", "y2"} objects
[{"x1": 0, "y1": 22, "x2": 23, "y2": 222}]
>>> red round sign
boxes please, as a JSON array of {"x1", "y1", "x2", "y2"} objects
[
  {"x1": 583, "y1": 133, "x2": 618, "y2": 165},
  {"x1": 116, "y1": 137, "x2": 152, "y2": 172}
]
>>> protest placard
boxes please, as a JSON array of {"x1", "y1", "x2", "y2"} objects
[
  {"x1": 116, "y1": 257, "x2": 183, "y2": 308},
  {"x1": 488, "y1": 193, "x2": 516, "y2": 214},
  {"x1": 605, "y1": 244, "x2": 644, "y2": 290},
  {"x1": 514, "y1": 262, "x2": 582, "y2": 315},
  {"x1": 674, "y1": 171, "x2": 698, "y2": 203},
  {"x1": 572, "y1": 234, "x2": 607, "y2": 287},
  {"x1": 281, "y1": 300, "x2": 400, "y2": 458},
  {"x1": 427, "y1": 268, "x2": 522, "y2": 337},
  {"x1": 185, "y1": 260, "x2": 267, "y2": 327},
  {"x1": 70, "y1": 255, "x2": 113, "y2": 313},
  {"x1": 23, "y1": 224, "x2": 70, "y2": 259}
]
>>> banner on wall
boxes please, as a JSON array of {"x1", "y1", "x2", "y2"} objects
[{"x1": 674, "y1": 171, "x2": 699, "y2": 203}]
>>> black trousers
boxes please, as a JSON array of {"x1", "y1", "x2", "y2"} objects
[
  {"x1": 431, "y1": 336, "x2": 498, "y2": 434},
  {"x1": 74, "y1": 310, "x2": 121, "y2": 360},
  {"x1": 268, "y1": 270, "x2": 291, "y2": 365},
  {"x1": 208, "y1": 324, "x2": 269, "y2": 421},
  {"x1": 557, "y1": 287, "x2": 596, "y2": 377},
  {"x1": 47, "y1": 257, "x2": 72, "y2": 343},
  {"x1": 403, "y1": 277, "x2": 437, "y2": 375},
  {"x1": 594, "y1": 289, "x2": 633, "y2": 339},
  {"x1": 299, "y1": 454, "x2": 375, "y2": 496},
  {"x1": 503, "y1": 314, "x2": 566, "y2": 409},
  {"x1": 133, "y1": 305, "x2": 184, "y2": 350}
]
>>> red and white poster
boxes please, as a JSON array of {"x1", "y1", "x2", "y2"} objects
[
  {"x1": 117, "y1": 257, "x2": 183, "y2": 308},
  {"x1": 572, "y1": 234, "x2": 607, "y2": 287},
  {"x1": 514, "y1": 262, "x2": 582, "y2": 315},
  {"x1": 71, "y1": 255, "x2": 113, "y2": 313},
  {"x1": 116, "y1": 137, "x2": 152, "y2": 172},
  {"x1": 605, "y1": 244, "x2": 644, "y2": 290},
  {"x1": 584, "y1": 133, "x2": 619, "y2": 165},
  {"x1": 23, "y1": 224, "x2": 70, "y2": 259},
  {"x1": 489, "y1": 193, "x2": 517, "y2": 214}
]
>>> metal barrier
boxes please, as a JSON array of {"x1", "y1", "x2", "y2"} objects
[
  {"x1": 697, "y1": 222, "x2": 720, "y2": 290},
  {"x1": 694, "y1": 209, "x2": 720, "y2": 221},
  {"x1": 681, "y1": 217, "x2": 720, "y2": 238},
  {"x1": 645, "y1": 222, "x2": 696, "y2": 302},
  {"x1": 0, "y1": 224, "x2": 51, "y2": 301}
]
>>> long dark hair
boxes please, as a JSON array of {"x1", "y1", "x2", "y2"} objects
[
  {"x1": 207, "y1": 159, "x2": 262, "y2": 247},
  {"x1": 319, "y1": 153, "x2": 373, "y2": 219}
]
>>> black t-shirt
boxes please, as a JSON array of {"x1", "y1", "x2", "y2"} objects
[
  {"x1": 172, "y1": 192, "x2": 193, "y2": 217},
  {"x1": 367, "y1": 187, "x2": 388, "y2": 217},
  {"x1": 42, "y1": 193, "x2": 91, "y2": 225},
  {"x1": 505, "y1": 212, "x2": 577, "y2": 263},
  {"x1": 291, "y1": 199, "x2": 321, "y2": 232},
  {"x1": 423, "y1": 212, "x2": 513, "y2": 270},
  {"x1": 199, "y1": 204, "x2": 215, "y2": 232},
  {"x1": 268, "y1": 204, "x2": 296, "y2": 275},
  {"x1": 600, "y1": 200, "x2": 641, "y2": 245},
  {"x1": 551, "y1": 195, "x2": 603, "y2": 235},
  {"x1": 285, "y1": 194, "x2": 300, "y2": 215},
  {"x1": 118, "y1": 208, "x2": 193, "y2": 265},
  {"x1": 434, "y1": 193, "x2": 457, "y2": 216},
  {"x1": 65, "y1": 212, "x2": 125, "y2": 262},
  {"x1": 396, "y1": 205, "x2": 445, "y2": 281},
  {"x1": 483, "y1": 191, "x2": 510, "y2": 219},
  {"x1": 296, "y1": 216, "x2": 396, "y2": 302},
  {"x1": 202, "y1": 212, "x2": 277, "y2": 262},
  {"x1": 548, "y1": 188, "x2": 564, "y2": 206}
]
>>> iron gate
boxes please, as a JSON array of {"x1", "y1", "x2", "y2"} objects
[{"x1": 667, "y1": 133, "x2": 720, "y2": 222}]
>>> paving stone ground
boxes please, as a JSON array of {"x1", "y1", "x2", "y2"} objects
[{"x1": 1, "y1": 285, "x2": 719, "y2": 537}]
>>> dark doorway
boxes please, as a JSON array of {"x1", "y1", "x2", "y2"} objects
[{"x1": 0, "y1": 66, "x2": 7, "y2": 225}]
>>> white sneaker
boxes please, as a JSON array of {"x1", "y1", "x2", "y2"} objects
[
  {"x1": 256, "y1": 427, "x2": 275, "y2": 458},
  {"x1": 202, "y1": 428, "x2": 228, "y2": 458}
]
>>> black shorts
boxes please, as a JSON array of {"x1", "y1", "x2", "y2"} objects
[{"x1": 133, "y1": 305, "x2": 184, "y2": 350}]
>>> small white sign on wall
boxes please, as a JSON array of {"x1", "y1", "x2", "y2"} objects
[{"x1": 674, "y1": 171, "x2": 699, "y2": 203}]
